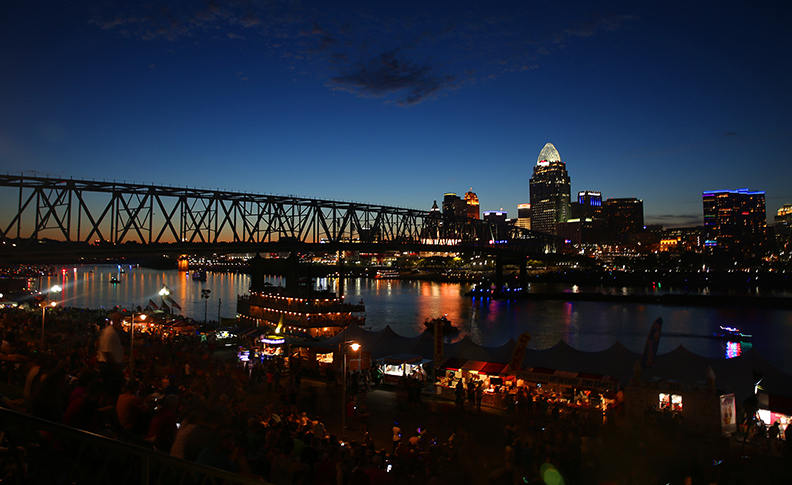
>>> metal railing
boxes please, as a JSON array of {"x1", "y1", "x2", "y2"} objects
[{"x1": 0, "y1": 407, "x2": 269, "y2": 485}]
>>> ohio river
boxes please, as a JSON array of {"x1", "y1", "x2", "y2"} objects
[{"x1": 38, "y1": 264, "x2": 792, "y2": 376}]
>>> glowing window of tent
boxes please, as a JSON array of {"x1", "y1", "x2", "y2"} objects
[{"x1": 659, "y1": 393, "x2": 683, "y2": 412}]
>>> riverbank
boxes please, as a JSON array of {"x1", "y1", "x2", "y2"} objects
[{"x1": 467, "y1": 290, "x2": 792, "y2": 309}]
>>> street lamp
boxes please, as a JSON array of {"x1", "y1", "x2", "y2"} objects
[
  {"x1": 39, "y1": 285, "x2": 62, "y2": 344},
  {"x1": 159, "y1": 284, "x2": 170, "y2": 312},
  {"x1": 201, "y1": 288, "x2": 211, "y2": 323},
  {"x1": 129, "y1": 313, "x2": 146, "y2": 378},
  {"x1": 341, "y1": 340, "x2": 360, "y2": 433}
]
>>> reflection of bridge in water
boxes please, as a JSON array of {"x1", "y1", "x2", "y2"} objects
[{"x1": 0, "y1": 175, "x2": 557, "y2": 261}]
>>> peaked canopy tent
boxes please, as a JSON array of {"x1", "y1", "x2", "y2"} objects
[{"x1": 300, "y1": 323, "x2": 792, "y2": 412}]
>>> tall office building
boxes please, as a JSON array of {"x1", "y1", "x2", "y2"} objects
[
  {"x1": 603, "y1": 198, "x2": 644, "y2": 242},
  {"x1": 775, "y1": 204, "x2": 792, "y2": 254},
  {"x1": 516, "y1": 203, "x2": 531, "y2": 230},
  {"x1": 571, "y1": 191, "x2": 603, "y2": 220},
  {"x1": 703, "y1": 188, "x2": 766, "y2": 256},
  {"x1": 464, "y1": 189, "x2": 480, "y2": 220},
  {"x1": 442, "y1": 193, "x2": 467, "y2": 218},
  {"x1": 529, "y1": 143, "x2": 571, "y2": 236}
]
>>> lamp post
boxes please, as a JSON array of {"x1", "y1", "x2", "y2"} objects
[
  {"x1": 159, "y1": 285, "x2": 170, "y2": 312},
  {"x1": 341, "y1": 340, "x2": 360, "y2": 433},
  {"x1": 129, "y1": 313, "x2": 146, "y2": 378},
  {"x1": 201, "y1": 288, "x2": 211, "y2": 323},
  {"x1": 39, "y1": 285, "x2": 62, "y2": 344}
]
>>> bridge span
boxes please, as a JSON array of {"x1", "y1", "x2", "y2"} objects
[{"x1": 0, "y1": 175, "x2": 555, "y2": 260}]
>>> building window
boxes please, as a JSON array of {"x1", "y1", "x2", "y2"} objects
[{"x1": 659, "y1": 393, "x2": 683, "y2": 412}]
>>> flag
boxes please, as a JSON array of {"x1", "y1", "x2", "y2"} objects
[
  {"x1": 640, "y1": 317, "x2": 663, "y2": 369},
  {"x1": 166, "y1": 296, "x2": 182, "y2": 311},
  {"x1": 148, "y1": 299, "x2": 159, "y2": 310},
  {"x1": 508, "y1": 332, "x2": 531, "y2": 373}
]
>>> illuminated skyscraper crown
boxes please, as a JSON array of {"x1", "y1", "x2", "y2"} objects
[{"x1": 537, "y1": 143, "x2": 561, "y2": 165}]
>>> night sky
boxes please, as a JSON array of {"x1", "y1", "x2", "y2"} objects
[{"x1": 2, "y1": 1, "x2": 790, "y2": 228}]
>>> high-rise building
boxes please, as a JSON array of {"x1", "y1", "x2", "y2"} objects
[
  {"x1": 529, "y1": 143, "x2": 571, "y2": 236},
  {"x1": 516, "y1": 203, "x2": 531, "y2": 230},
  {"x1": 442, "y1": 193, "x2": 467, "y2": 218},
  {"x1": 572, "y1": 191, "x2": 603, "y2": 220},
  {"x1": 483, "y1": 210, "x2": 507, "y2": 224},
  {"x1": 603, "y1": 198, "x2": 644, "y2": 243},
  {"x1": 775, "y1": 204, "x2": 792, "y2": 254},
  {"x1": 703, "y1": 188, "x2": 766, "y2": 256},
  {"x1": 464, "y1": 189, "x2": 480, "y2": 220}
]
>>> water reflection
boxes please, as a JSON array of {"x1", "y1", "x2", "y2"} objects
[{"x1": 37, "y1": 266, "x2": 792, "y2": 375}]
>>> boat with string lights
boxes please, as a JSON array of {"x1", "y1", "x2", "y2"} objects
[{"x1": 236, "y1": 253, "x2": 365, "y2": 339}]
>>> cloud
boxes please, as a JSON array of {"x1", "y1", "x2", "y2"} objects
[
  {"x1": 645, "y1": 214, "x2": 702, "y2": 228},
  {"x1": 90, "y1": 3, "x2": 636, "y2": 105},
  {"x1": 328, "y1": 50, "x2": 455, "y2": 106}
]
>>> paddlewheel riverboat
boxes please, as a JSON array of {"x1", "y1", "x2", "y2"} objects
[{"x1": 236, "y1": 253, "x2": 365, "y2": 338}]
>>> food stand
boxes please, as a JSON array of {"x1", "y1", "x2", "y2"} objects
[
  {"x1": 624, "y1": 377, "x2": 734, "y2": 436},
  {"x1": 379, "y1": 354, "x2": 428, "y2": 385}
]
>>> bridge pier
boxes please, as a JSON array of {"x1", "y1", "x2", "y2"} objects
[{"x1": 494, "y1": 256, "x2": 529, "y2": 294}]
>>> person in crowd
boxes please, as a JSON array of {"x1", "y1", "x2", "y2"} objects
[
  {"x1": 116, "y1": 379, "x2": 153, "y2": 436},
  {"x1": 97, "y1": 319, "x2": 124, "y2": 402},
  {"x1": 170, "y1": 407, "x2": 223, "y2": 462},
  {"x1": 145, "y1": 394, "x2": 179, "y2": 452},
  {"x1": 63, "y1": 380, "x2": 108, "y2": 434}
]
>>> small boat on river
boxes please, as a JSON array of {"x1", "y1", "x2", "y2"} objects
[
  {"x1": 712, "y1": 326, "x2": 751, "y2": 341},
  {"x1": 424, "y1": 315, "x2": 459, "y2": 335}
]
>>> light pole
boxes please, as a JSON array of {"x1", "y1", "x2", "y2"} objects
[
  {"x1": 39, "y1": 285, "x2": 62, "y2": 344},
  {"x1": 129, "y1": 313, "x2": 146, "y2": 378},
  {"x1": 159, "y1": 285, "x2": 170, "y2": 312},
  {"x1": 201, "y1": 288, "x2": 211, "y2": 323},
  {"x1": 341, "y1": 340, "x2": 360, "y2": 433}
]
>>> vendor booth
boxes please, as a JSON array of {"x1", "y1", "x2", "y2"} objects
[
  {"x1": 379, "y1": 354, "x2": 428, "y2": 385},
  {"x1": 624, "y1": 378, "x2": 735, "y2": 436}
]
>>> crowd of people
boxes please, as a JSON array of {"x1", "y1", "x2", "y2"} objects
[
  {"x1": 0, "y1": 306, "x2": 500, "y2": 484},
  {"x1": 0, "y1": 305, "x2": 788, "y2": 484}
]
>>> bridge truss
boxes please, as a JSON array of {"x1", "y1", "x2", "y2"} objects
[{"x1": 0, "y1": 175, "x2": 554, "y2": 253}]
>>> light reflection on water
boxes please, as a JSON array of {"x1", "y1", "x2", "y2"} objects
[{"x1": 40, "y1": 265, "x2": 792, "y2": 375}]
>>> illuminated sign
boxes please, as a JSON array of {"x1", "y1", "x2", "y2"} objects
[{"x1": 261, "y1": 335, "x2": 286, "y2": 345}]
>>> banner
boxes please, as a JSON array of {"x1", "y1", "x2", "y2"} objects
[
  {"x1": 508, "y1": 332, "x2": 531, "y2": 372},
  {"x1": 640, "y1": 317, "x2": 663, "y2": 369},
  {"x1": 433, "y1": 320, "x2": 444, "y2": 366}
]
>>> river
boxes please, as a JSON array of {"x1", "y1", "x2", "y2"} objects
[{"x1": 38, "y1": 264, "x2": 792, "y2": 376}]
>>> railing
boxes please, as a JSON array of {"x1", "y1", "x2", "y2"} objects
[{"x1": 0, "y1": 407, "x2": 269, "y2": 485}]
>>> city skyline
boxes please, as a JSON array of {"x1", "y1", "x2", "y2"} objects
[{"x1": 2, "y1": 1, "x2": 790, "y2": 228}]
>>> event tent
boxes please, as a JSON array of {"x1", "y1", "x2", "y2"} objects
[{"x1": 297, "y1": 322, "x2": 792, "y2": 409}]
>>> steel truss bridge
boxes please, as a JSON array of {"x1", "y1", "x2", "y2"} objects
[{"x1": 0, "y1": 175, "x2": 556, "y2": 260}]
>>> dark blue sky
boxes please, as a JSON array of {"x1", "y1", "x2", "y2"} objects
[{"x1": 2, "y1": 1, "x2": 790, "y2": 227}]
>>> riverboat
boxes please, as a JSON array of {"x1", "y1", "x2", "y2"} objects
[
  {"x1": 375, "y1": 269, "x2": 400, "y2": 279},
  {"x1": 192, "y1": 269, "x2": 207, "y2": 281},
  {"x1": 712, "y1": 326, "x2": 752, "y2": 341},
  {"x1": 424, "y1": 315, "x2": 459, "y2": 335},
  {"x1": 110, "y1": 276, "x2": 121, "y2": 284}
]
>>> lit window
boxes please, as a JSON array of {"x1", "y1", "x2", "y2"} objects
[{"x1": 659, "y1": 393, "x2": 683, "y2": 412}]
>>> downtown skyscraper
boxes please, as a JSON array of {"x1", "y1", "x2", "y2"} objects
[
  {"x1": 703, "y1": 188, "x2": 766, "y2": 258},
  {"x1": 529, "y1": 143, "x2": 571, "y2": 236}
]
